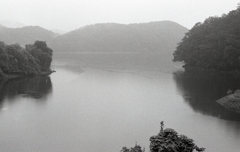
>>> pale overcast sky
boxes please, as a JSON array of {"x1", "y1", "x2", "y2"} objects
[{"x1": 0, "y1": 0, "x2": 239, "y2": 31}]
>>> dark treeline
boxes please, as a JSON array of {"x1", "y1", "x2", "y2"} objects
[
  {"x1": 0, "y1": 41, "x2": 53, "y2": 78},
  {"x1": 173, "y1": 5, "x2": 240, "y2": 71}
]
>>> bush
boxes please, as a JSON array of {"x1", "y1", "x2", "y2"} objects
[
  {"x1": 149, "y1": 121, "x2": 205, "y2": 152},
  {"x1": 121, "y1": 144, "x2": 145, "y2": 152},
  {"x1": 121, "y1": 121, "x2": 205, "y2": 152}
]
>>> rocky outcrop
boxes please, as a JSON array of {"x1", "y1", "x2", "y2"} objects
[{"x1": 216, "y1": 93, "x2": 240, "y2": 113}]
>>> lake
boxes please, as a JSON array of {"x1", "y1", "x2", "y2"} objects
[{"x1": 1, "y1": 52, "x2": 240, "y2": 152}]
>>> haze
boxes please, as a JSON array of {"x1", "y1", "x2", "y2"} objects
[{"x1": 0, "y1": 0, "x2": 239, "y2": 31}]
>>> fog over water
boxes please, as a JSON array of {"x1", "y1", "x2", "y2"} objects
[{"x1": 0, "y1": 53, "x2": 240, "y2": 152}]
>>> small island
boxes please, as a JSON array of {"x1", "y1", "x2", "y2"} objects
[{"x1": 0, "y1": 40, "x2": 54, "y2": 79}]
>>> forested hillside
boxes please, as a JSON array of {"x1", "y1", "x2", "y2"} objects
[
  {"x1": 0, "y1": 26, "x2": 57, "y2": 46},
  {"x1": 173, "y1": 6, "x2": 240, "y2": 71},
  {"x1": 49, "y1": 21, "x2": 188, "y2": 53}
]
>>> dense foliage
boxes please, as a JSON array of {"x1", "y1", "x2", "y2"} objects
[
  {"x1": 49, "y1": 21, "x2": 188, "y2": 53},
  {"x1": 0, "y1": 41, "x2": 53, "y2": 78},
  {"x1": 149, "y1": 122, "x2": 205, "y2": 152},
  {"x1": 173, "y1": 6, "x2": 240, "y2": 71},
  {"x1": 121, "y1": 122, "x2": 205, "y2": 152},
  {"x1": 121, "y1": 144, "x2": 145, "y2": 152}
]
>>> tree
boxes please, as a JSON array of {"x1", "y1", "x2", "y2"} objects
[
  {"x1": 26, "y1": 41, "x2": 53, "y2": 71},
  {"x1": 121, "y1": 143, "x2": 145, "y2": 152},
  {"x1": 149, "y1": 121, "x2": 205, "y2": 152},
  {"x1": 33, "y1": 41, "x2": 53, "y2": 55},
  {"x1": 121, "y1": 122, "x2": 205, "y2": 152}
]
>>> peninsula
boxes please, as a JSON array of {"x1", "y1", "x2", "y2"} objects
[
  {"x1": 0, "y1": 41, "x2": 54, "y2": 79},
  {"x1": 173, "y1": 6, "x2": 240, "y2": 75}
]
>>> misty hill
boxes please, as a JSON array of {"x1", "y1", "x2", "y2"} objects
[
  {"x1": 0, "y1": 20, "x2": 26, "y2": 28},
  {"x1": 173, "y1": 6, "x2": 240, "y2": 72},
  {"x1": 0, "y1": 26, "x2": 57, "y2": 46},
  {"x1": 51, "y1": 29, "x2": 67, "y2": 35},
  {"x1": 49, "y1": 21, "x2": 188, "y2": 53}
]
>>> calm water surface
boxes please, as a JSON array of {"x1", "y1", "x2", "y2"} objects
[{"x1": 1, "y1": 53, "x2": 240, "y2": 152}]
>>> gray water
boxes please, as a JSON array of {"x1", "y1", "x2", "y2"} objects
[{"x1": 1, "y1": 53, "x2": 240, "y2": 152}]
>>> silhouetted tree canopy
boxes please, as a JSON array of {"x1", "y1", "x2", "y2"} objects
[
  {"x1": 121, "y1": 144, "x2": 145, "y2": 152},
  {"x1": 121, "y1": 122, "x2": 205, "y2": 152},
  {"x1": 173, "y1": 6, "x2": 240, "y2": 71},
  {"x1": 149, "y1": 121, "x2": 205, "y2": 152}
]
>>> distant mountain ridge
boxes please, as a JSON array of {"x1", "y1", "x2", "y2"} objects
[
  {"x1": 51, "y1": 29, "x2": 67, "y2": 35},
  {"x1": 0, "y1": 26, "x2": 57, "y2": 46},
  {"x1": 49, "y1": 21, "x2": 188, "y2": 53},
  {"x1": 0, "y1": 21, "x2": 188, "y2": 53},
  {"x1": 0, "y1": 20, "x2": 26, "y2": 28}
]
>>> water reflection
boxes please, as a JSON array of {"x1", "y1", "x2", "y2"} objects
[
  {"x1": 0, "y1": 76, "x2": 52, "y2": 110},
  {"x1": 173, "y1": 70, "x2": 240, "y2": 121}
]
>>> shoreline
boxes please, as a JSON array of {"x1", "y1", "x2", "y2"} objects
[
  {"x1": 0, "y1": 70, "x2": 56, "y2": 80},
  {"x1": 183, "y1": 65, "x2": 240, "y2": 78}
]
